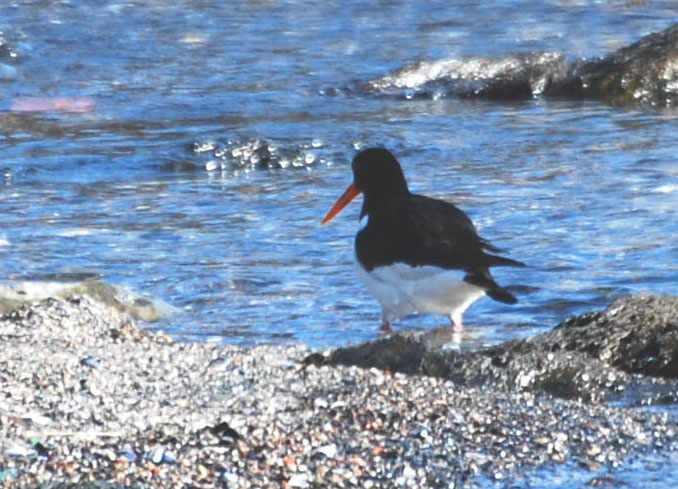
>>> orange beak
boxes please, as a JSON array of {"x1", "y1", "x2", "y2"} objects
[{"x1": 321, "y1": 182, "x2": 361, "y2": 224}]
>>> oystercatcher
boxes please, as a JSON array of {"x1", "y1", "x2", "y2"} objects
[{"x1": 322, "y1": 147, "x2": 525, "y2": 332}]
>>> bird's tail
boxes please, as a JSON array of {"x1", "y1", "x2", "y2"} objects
[
  {"x1": 486, "y1": 286, "x2": 518, "y2": 304},
  {"x1": 485, "y1": 253, "x2": 526, "y2": 268},
  {"x1": 464, "y1": 269, "x2": 519, "y2": 304}
]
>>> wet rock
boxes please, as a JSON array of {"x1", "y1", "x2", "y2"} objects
[
  {"x1": 548, "y1": 24, "x2": 678, "y2": 107},
  {"x1": 307, "y1": 295, "x2": 678, "y2": 404},
  {"x1": 365, "y1": 51, "x2": 567, "y2": 101},
  {"x1": 538, "y1": 295, "x2": 678, "y2": 378},
  {"x1": 363, "y1": 23, "x2": 678, "y2": 108},
  {"x1": 0, "y1": 280, "x2": 176, "y2": 321}
]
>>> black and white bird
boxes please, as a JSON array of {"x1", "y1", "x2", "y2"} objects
[{"x1": 322, "y1": 147, "x2": 525, "y2": 332}]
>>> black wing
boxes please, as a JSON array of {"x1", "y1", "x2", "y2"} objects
[{"x1": 356, "y1": 193, "x2": 524, "y2": 272}]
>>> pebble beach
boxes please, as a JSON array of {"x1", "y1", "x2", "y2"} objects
[{"x1": 1, "y1": 295, "x2": 677, "y2": 488}]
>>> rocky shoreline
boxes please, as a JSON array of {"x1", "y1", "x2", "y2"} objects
[
  {"x1": 307, "y1": 296, "x2": 678, "y2": 405},
  {"x1": 0, "y1": 294, "x2": 677, "y2": 488}
]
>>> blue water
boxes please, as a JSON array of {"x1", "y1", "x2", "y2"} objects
[{"x1": 0, "y1": 1, "x2": 676, "y2": 352}]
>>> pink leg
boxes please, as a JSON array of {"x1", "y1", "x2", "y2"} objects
[{"x1": 450, "y1": 315, "x2": 463, "y2": 331}]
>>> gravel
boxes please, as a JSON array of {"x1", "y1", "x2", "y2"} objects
[{"x1": 0, "y1": 295, "x2": 676, "y2": 488}]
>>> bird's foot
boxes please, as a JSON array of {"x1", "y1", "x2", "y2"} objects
[{"x1": 379, "y1": 320, "x2": 393, "y2": 333}]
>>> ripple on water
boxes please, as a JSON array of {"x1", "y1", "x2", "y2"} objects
[{"x1": 0, "y1": 2, "x2": 676, "y2": 352}]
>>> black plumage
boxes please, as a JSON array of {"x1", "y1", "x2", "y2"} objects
[{"x1": 352, "y1": 148, "x2": 523, "y2": 304}]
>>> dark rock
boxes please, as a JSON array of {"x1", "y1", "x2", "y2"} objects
[
  {"x1": 207, "y1": 421, "x2": 242, "y2": 442},
  {"x1": 305, "y1": 295, "x2": 678, "y2": 404},
  {"x1": 550, "y1": 295, "x2": 678, "y2": 378},
  {"x1": 548, "y1": 24, "x2": 678, "y2": 107},
  {"x1": 362, "y1": 24, "x2": 678, "y2": 108},
  {"x1": 364, "y1": 52, "x2": 568, "y2": 101}
]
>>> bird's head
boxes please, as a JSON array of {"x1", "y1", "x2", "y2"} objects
[{"x1": 322, "y1": 147, "x2": 409, "y2": 224}]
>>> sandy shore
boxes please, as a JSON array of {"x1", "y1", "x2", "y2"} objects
[{"x1": 0, "y1": 295, "x2": 676, "y2": 488}]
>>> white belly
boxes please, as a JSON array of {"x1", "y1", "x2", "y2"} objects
[{"x1": 355, "y1": 261, "x2": 486, "y2": 323}]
